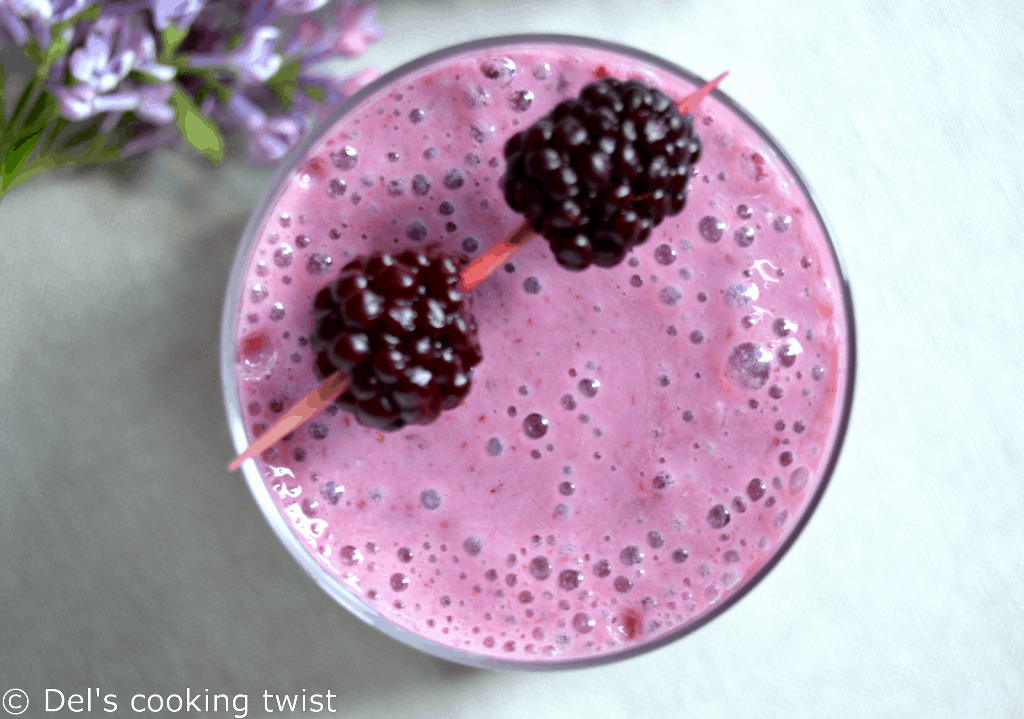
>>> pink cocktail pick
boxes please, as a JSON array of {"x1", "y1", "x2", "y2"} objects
[{"x1": 227, "y1": 73, "x2": 726, "y2": 472}]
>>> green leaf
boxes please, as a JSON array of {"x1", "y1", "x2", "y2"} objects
[
  {"x1": 41, "y1": 117, "x2": 68, "y2": 153},
  {"x1": 5, "y1": 76, "x2": 40, "y2": 135},
  {"x1": 169, "y1": 88, "x2": 223, "y2": 165},
  {"x1": 2, "y1": 127, "x2": 45, "y2": 191},
  {"x1": 160, "y1": 26, "x2": 190, "y2": 63},
  {"x1": 267, "y1": 61, "x2": 300, "y2": 109},
  {"x1": 77, "y1": 5, "x2": 100, "y2": 22},
  {"x1": 19, "y1": 89, "x2": 56, "y2": 137},
  {"x1": 60, "y1": 123, "x2": 99, "y2": 153},
  {"x1": 302, "y1": 86, "x2": 325, "y2": 103},
  {"x1": 21, "y1": 39, "x2": 44, "y2": 69}
]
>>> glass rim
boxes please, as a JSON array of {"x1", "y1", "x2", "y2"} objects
[{"x1": 220, "y1": 32, "x2": 857, "y2": 671}]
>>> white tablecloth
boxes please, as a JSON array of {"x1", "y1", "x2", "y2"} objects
[{"x1": 2, "y1": 0, "x2": 1022, "y2": 716}]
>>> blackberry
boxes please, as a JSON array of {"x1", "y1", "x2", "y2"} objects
[
  {"x1": 310, "y1": 245, "x2": 483, "y2": 431},
  {"x1": 502, "y1": 77, "x2": 702, "y2": 270}
]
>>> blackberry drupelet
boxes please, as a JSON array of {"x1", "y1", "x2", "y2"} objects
[
  {"x1": 310, "y1": 245, "x2": 483, "y2": 431},
  {"x1": 502, "y1": 77, "x2": 703, "y2": 270}
]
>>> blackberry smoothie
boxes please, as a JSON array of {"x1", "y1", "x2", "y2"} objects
[{"x1": 222, "y1": 36, "x2": 853, "y2": 667}]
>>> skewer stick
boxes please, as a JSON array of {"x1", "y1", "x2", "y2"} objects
[
  {"x1": 679, "y1": 71, "x2": 728, "y2": 115},
  {"x1": 227, "y1": 371, "x2": 350, "y2": 472},
  {"x1": 459, "y1": 220, "x2": 536, "y2": 293},
  {"x1": 227, "y1": 72, "x2": 729, "y2": 472}
]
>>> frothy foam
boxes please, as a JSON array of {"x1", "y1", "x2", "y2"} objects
[{"x1": 231, "y1": 41, "x2": 850, "y2": 663}]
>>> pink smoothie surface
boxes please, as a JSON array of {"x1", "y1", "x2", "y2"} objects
[{"x1": 229, "y1": 40, "x2": 851, "y2": 663}]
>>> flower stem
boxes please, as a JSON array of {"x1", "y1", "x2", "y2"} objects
[
  {"x1": 5, "y1": 75, "x2": 42, "y2": 138},
  {"x1": 0, "y1": 112, "x2": 119, "y2": 201}
]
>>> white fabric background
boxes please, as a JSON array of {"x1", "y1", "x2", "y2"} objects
[{"x1": 2, "y1": 0, "x2": 1022, "y2": 716}]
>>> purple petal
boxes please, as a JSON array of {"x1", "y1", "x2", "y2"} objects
[
  {"x1": 332, "y1": 2, "x2": 381, "y2": 58},
  {"x1": 33, "y1": 17, "x2": 48, "y2": 46},
  {"x1": 99, "y1": 110, "x2": 124, "y2": 134},
  {"x1": 53, "y1": 84, "x2": 97, "y2": 121},
  {"x1": 125, "y1": 14, "x2": 177, "y2": 80},
  {"x1": 198, "y1": 94, "x2": 216, "y2": 116},
  {"x1": 0, "y1": 7, "x2": 31, "y2": 45},
  {"x1": 7, "y1": 0, "x2": 54, "y2": 22},
  {"x1": 149, "y1": 0, "x2": 205, "y2": 30},
  {"x1": 136, "y1": 82, "x2": 176, "y2": 124},
  {"x1": 93, "y1": 90, "x2": 140, "y2": 113},
  {"x1": 228, "y1": 92, "x2": 266, "y2": 131},
  {"x1": 50, "y1": 0, "x2": 92, "y2": 22},
  {"x1": 69, "y1": 15, "x2": 135, "y2": 92},
  {"x1": 283, "y1": 15, "x2": 320, "y2": 54},
  {"x1": 273, "y1": 0, "x2": 327, "y2": 16},
  {"x1": 241, "y1": 0, "x2": 277, "y2": 31},
  {"x1": 232, "y1": 25, "x2": 282, "y2": 83},
  {"x1": 248, "y1": 113, "x2": 303, "y2": 164}
]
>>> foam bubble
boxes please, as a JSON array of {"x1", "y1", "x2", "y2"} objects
[
  {"x1": 420, "y1": 489, "x2": 442, "y2": 509},
  {"x1": 330, "y1": 146, "x2": 357, "y2": 170},
  {"x1": 463, "y1": 536, "x2": 483, "y2": 556},
  {"x1": 706, "y1": 504, "x2": 730, "y2": 529},
  {"x1": 577, "y1": 379, "x2": 600, "y2": 398},
  {"x1": 522, "y1": 413, "x2": 549, "y2": 439},
  {"x1": 654, "y1": 244, "x2": 677, "y2": 265},
  {"x1": 340, "y1": 546, "x2": 362, "y2": 565},
  {"x1": 573, "y1": 613, "x2": 595, "y2": 633},
  {"x1": 699, "y1": 215, "x2": 725, "y2": 243},
  {"x1": 476, "y1": 434, "x2": 505, "y2": 458},
  {"x1": 727, "y1": 342, "x2": 772, "y2": 390},
  {"x1": 619, "y1": 545, "x2": 644, "y2": 566},
  {"x1": 326, "y1": 178, "x2": 347, "y2": 198},
  {"x1": 659, "y1": 286, "x2": 682, "y2": 306},
  {"x1": 510, "y1": 89, "x2": 533, "y2": 112},
  {"x1": 559, "y1": 569, "x2": 583, "y2": 591},
  {"x1": 273, "y1": 243, "x2": 293, "y2": 267},
  {"x1": 529, "y1": 556, "x2": 552, "y2": 580}
]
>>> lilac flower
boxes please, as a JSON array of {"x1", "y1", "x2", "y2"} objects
[
  {"x1": 134, "y1": 82, "x2": 176, "y2": 124},
  {"x1": 52, "y1": 79, "x2": 175, "y2": 125},
  {"x1": 331, "y1": 2, "x2": 379, "y2": 58},
  {"x1": 52, "y1": 82, "x2": 98, "y2": 120},
  {"x1": 0, "y1": 0, "x2": 92, "y2": 46},
  {"x1": 0, "y1": 3, "x2": 32, "y2": 45},
  {"x1": 283, "y1": 15, "x2": 320, "y2": 54},
  {"x1": 1, "y1": 0, "x2": 388, "y2": 198},
  {"x1": 125, "y1": 14, "x2": 176, "y2": 80},
  {"x1": 301, "y1": 64, "x2": 378, "y2": 105},
  {"x1": 69, "y1": 16, "x2": 133, "y2": 91},
  {"x1": 190, "y1": 24, "x2": 282, "y2": 83},
  {"x1": 273, "y1": 0, "x2": 327, "y2": 16},
  {"x1": 228, "y1": 91, "x2": 303, "y2": 164},
  {"x1": 149, "y1": 0, "x2": 205, "y2": 30},
  {"x1": 69, "y1": 14, "x2": 174, "y2": 90},
  {"x1": 52, "y1": 83, "x2": 134, "y2": 120},
  {"x1": 232, "y1": 24, "x2": 282, "y2": 81},
  {"x1": 297, "y1": 1, "x2": 379, "y2": 65},
  {"x1": 98, "y1": 81, "x2": 174, "y2": 132},
  {"x1": 45, "y1": 0, "x2": 91, "y2": 22}
]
